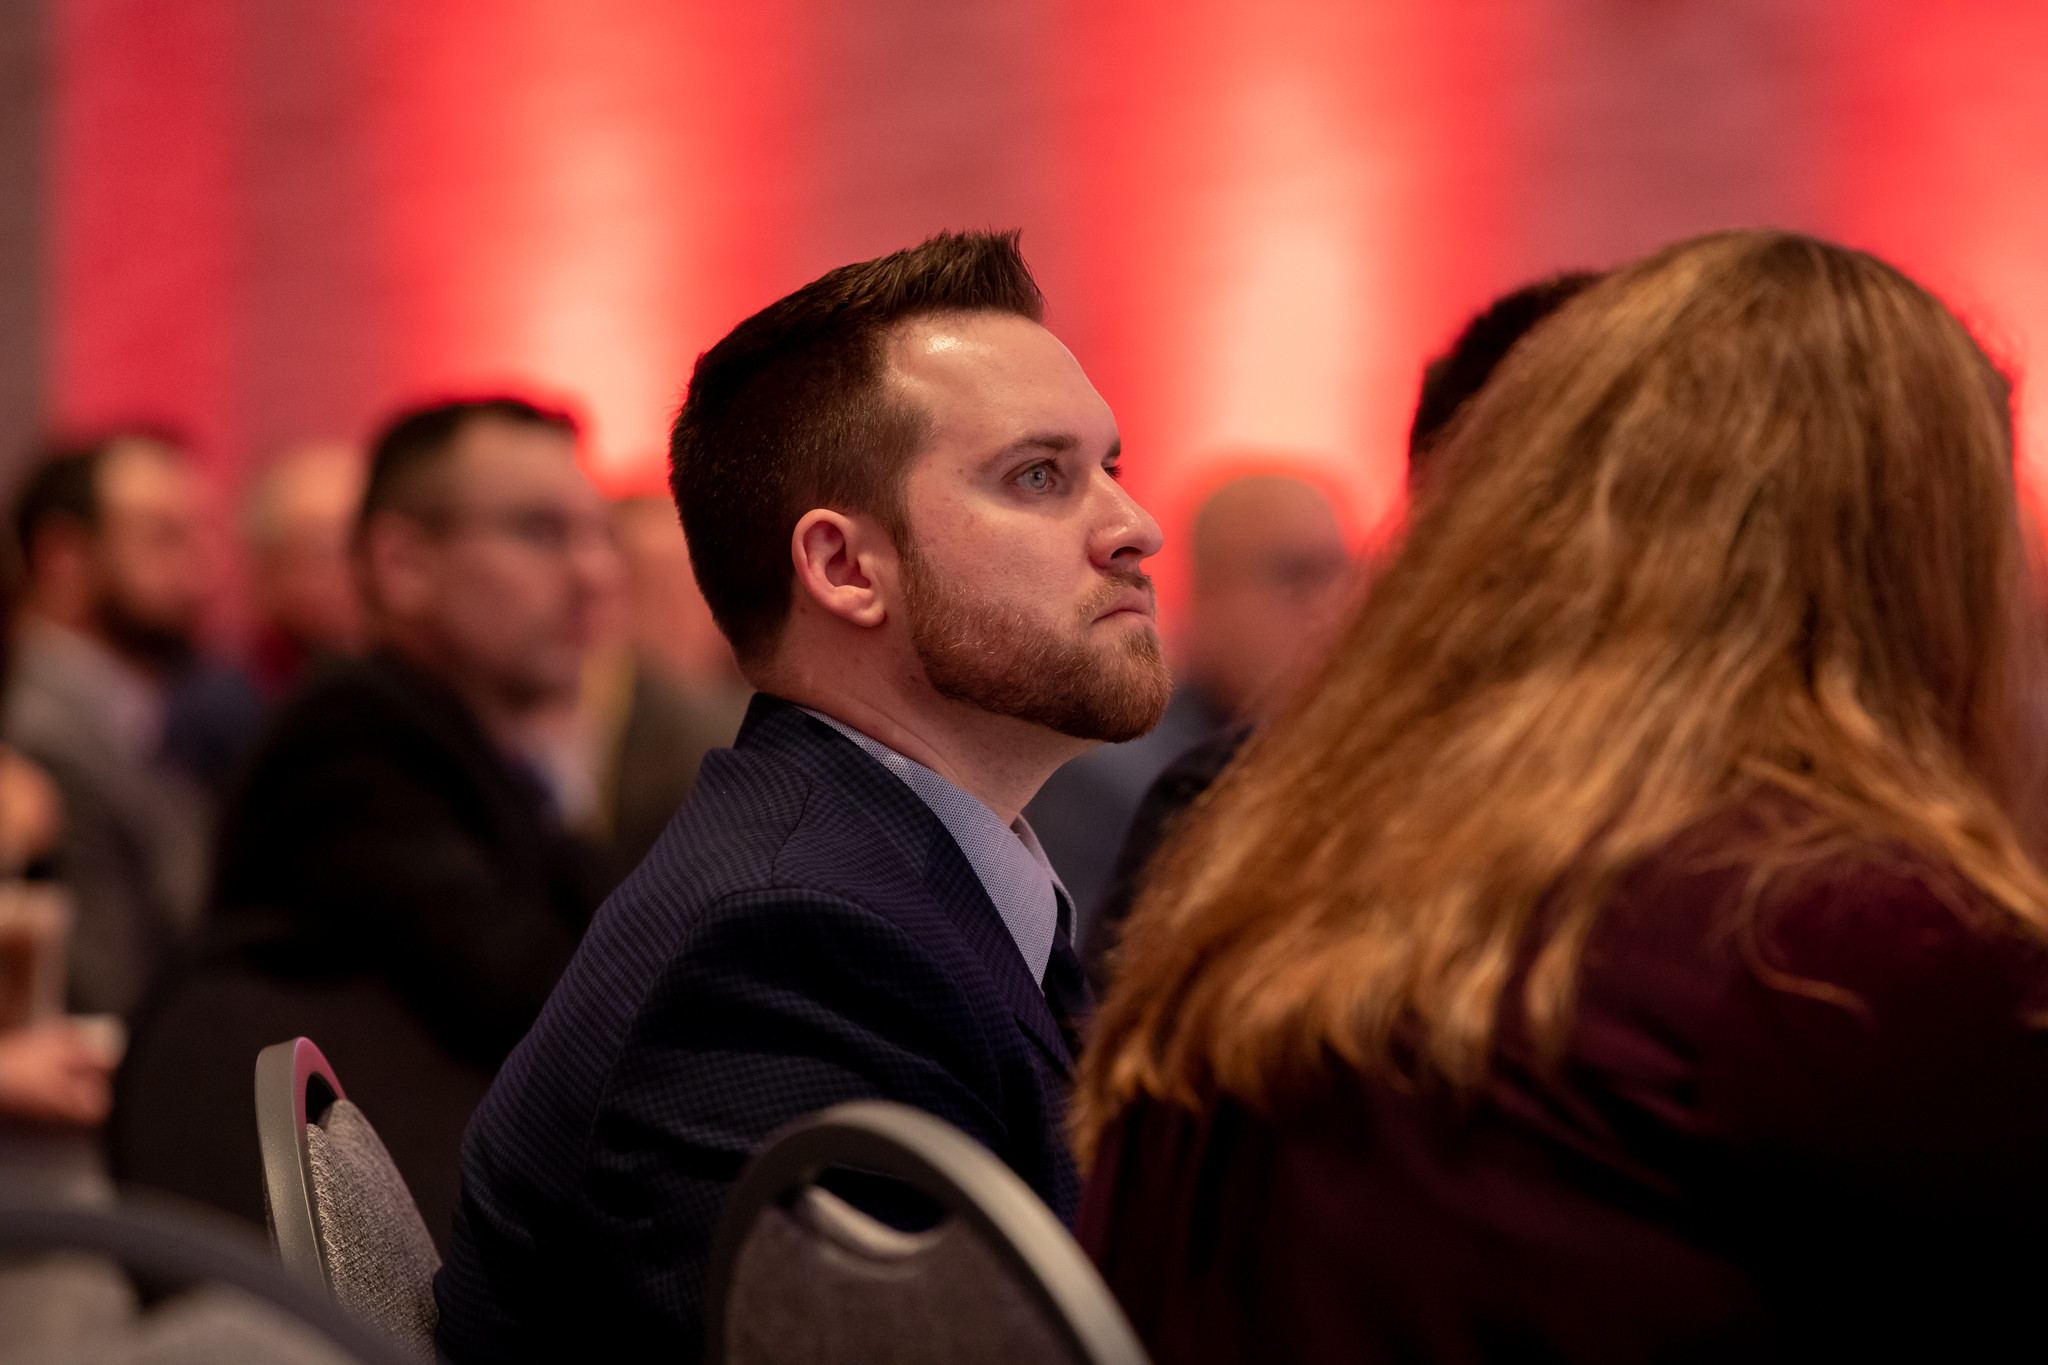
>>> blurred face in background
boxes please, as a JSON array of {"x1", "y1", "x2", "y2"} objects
[
  {"x1": 611, "y1": 495, "x2": 736, "y2": 689},
  {"x1": 91, "y1": 438, "x2": 209, "y2": 670},
  {"x1": 1184, "y1": 475, "x2": 1355, "y2": 721},
  {"x1": 361, "y1": 416, "x2": 621, "y2": 717},
  {"x1": 245, "y1": 442, "x2": 365, "y2": 657}
]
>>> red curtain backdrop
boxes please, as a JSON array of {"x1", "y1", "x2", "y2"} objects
[{"x1": 44, "y1": 0, "x2": 2048, "y2": 614}]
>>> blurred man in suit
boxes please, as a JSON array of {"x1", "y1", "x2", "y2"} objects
[
  {"x1": 113, "y1": 398, "x2": 618, "y2": 1248},
  {"x1": 1081, "y1": 271, "x2": 1602, "y2": 989},
  {"x1": 1025, "y1": 469, "x2": 1354, "y2": 934},
  {"x1": 437, "y1": 230, "x2": 1172, "y2": 1362},
  {"x1": 4, "y1": 435, "x2": 212, "y2": 1019}
]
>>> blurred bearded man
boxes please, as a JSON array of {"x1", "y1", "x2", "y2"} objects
[
  {"x1": 5, "y1": 434, "x2": 212, "y2": 1017},
  {"x1": 438, "y1": 230, "x2": 1171, "y2": 1362},
  {"x1": 111, "y1": 398, "x2": 618, "y2": 1249}
]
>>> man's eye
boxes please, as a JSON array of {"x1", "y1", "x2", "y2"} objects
[{"x1": 1017, "y1": 465, "x2": 1053, "y2": 492}]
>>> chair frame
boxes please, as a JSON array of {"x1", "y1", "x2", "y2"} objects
[
  {"x1": 0, "y1": 1197, "x2": 421, "y2": 1365},
  {"x1": 706, "y1": 1100, "x2": 1149, "y2": 1365},
  {"x1": 254, "y1": 1035, "x2": 345, "y2": 1288}
]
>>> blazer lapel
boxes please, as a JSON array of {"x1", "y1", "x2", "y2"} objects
[
  {"x1": 737, "y1": 695, "x2": 1075, "y2": 1075},
  {"x1": 915, "y1": 828, "x2": 1074, "y2": 1076}
]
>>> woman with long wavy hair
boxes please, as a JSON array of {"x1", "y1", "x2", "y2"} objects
[{"x1": 1074, "y1": 231, "x2": 2048, "y2": 1362}]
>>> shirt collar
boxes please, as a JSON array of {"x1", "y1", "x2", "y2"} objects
[{"x1": 802, "y1": 709, "x2": 1069, "y2": 985}]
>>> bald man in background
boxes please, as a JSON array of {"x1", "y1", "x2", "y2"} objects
[
  {"x1": 162, "y1": 442, "x2": 369, "y2": 792},
  {"x1": 1180, "y1": 475, "x2": 1356, "y2": 721},
  {"x1": 244, "y1": 442, "x2": 366, "y2": 694},
  {"x1": 1078, "y1": 270, "x2": 1601, "y2": 987},
  {"x1": 1023, "y1": 470, "x2": 1353, "y2": 944}
]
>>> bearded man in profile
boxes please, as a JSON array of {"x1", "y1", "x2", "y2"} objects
[{"x1": 436, "y1": 230, "x2": 1172, "y2": 1362}]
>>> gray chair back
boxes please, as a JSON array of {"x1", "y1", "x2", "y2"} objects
[
  {"x1": 708, "y1": 1100, "x2": 1150, "y2": 1365},
  {"x1": 0, "y1": 1197, "x2": 424, "y2": 1365},
  {"x1": 254, "y1": 1036, "x2": 442, "y2": 1358}
]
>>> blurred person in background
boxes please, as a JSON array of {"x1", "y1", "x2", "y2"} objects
[
  {"x1": 0, "y1": 1021, "x2": 110, "y2": 1127},
  {"x1": 112, "y1": 397, "x2": 617, "y2": 1248},
  {"x1": 3, "y1": 435, "x2": 212, "y2": 1020},
  {"x1": 1077, "y1": 233, "x2": 2048, "y2": 1361},
  {"x1": 611, "y1": 490, "x2": 751, "y2": 702},
  {"x1": 1181, "y1": 475, "x2": 1356, "y2": 724},
  {"x1": 241, "y1": 440, "x2": 367, "y2": 695},
  {"x1": 0, "y1": 746, "x2": 58, "y2": 878},
  {"x1": 160, "y1": 441, "x2": 369, "y2": 794},
  {"x1": 1080, "y1": 271, "x2": 1598, "y2": 988},
  {"x1": 1, "y1": 537, "x2": 324, "y2": 1355},
  {"x1": 535, "y1": 495, "x2": 750, "y2": 886},
  {"x1": 1027, "y1": 468, "x2": 1354, "y2": 953},
  {"x1": 0, "y1": 731, "x2": 109, "y2": 1133},
  {"x1": 0, "y1": 671, "x2": 112, "y2": 1132}
]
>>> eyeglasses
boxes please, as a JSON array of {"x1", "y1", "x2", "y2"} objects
[
  {"x1": 434, "y1": 505, "x2": 616, "y2": 558},
  {"x1": 1255, "y1": 549, "x2": 1352, "y2": 597}
]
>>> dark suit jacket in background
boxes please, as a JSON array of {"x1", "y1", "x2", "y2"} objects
[
  {"x1": 435, "y1": 695, "x2": 1080, "y2": 1363},
  {"x1": 112, "y1": 650, "x2": 605, "y2": 1248},
  {"x1": 1081, "y1": 722, "x2": 1250, "y2": 993},
  {"x1": 1081, "y1": 810, "x2": 2048, "y2": 1362}
]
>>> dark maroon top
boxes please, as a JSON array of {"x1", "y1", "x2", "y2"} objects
[{"x1": 1079, "y1": 816, "x2": 2048, "y2": 1362}]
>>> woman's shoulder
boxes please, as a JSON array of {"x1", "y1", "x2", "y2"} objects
[
  {"x1": 1599, "y1": 804, "x2": 2043, "y2": 999},
  {"x1": 1633, "y1": 820, "x2": 2048, "y2": 1191}
]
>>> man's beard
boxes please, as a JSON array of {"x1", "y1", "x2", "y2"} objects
[
  {"x1": 904, "y1": 553, "x2": 1173, "y2": 744},
  {"x1": 96, "y1": 597, "x2": 197, "y2": 677}
]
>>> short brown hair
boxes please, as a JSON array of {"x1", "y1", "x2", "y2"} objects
[
  {"x1": 668, "y1": 230, "x2": 1045, "y2": 664},
  {"x1": 357, "y1": 396, "x2": 577, "y2": 542}
]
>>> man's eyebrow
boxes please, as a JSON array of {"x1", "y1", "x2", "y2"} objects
[{"x1": 981, "y1": 432, "x2": 1079, "y2": 467}]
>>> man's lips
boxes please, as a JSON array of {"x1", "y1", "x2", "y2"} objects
[{"x1": 1092, "y1": 586, "x2": 1157, "y2": 623}]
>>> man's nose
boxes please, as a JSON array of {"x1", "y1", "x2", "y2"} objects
[
  {"x1": 1093, "y1": 470, "x2": 1163, "y2": 568},
  {"x1": 570, "y1": 529, "x2": 623, "y2": 592}
]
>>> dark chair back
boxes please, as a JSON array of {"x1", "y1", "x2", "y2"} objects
[
  {"x1": 0, "y1": 1197, "x2": 422, "y2": 1365},
  {"x1": 708, "y1": 1100, "x2": 1150, "y2": 1365},
  {"x1": 255, "y1": 1036, "x2": 441, "y2": 1357}
]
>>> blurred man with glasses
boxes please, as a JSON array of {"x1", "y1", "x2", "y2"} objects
[{"x1": 112, "y1": 398, "x2": 620, "y2": 1248}]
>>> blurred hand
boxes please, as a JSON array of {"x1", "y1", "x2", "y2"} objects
[
  {"x1": 0, "y1": 1020, "x2": 114, "y2": 1125},
  {"x1": 0, "y1": 746, "x2": 63, "y2": 874}
]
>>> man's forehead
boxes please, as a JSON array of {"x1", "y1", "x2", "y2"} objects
[
  {"x1": 449, "y1": 418, "x2": 584, "y2": 488},
  {"x1": 885, "y1": 312, "x2": 1112, "y2": 441},
  {"x1": 453, "y1": 414, "x2": 576, "y2": 456},
  {"x1": 99, "y1": 439, "x2": 194, "y2": 503},
  {"x1": 888, "y1": 310, "x2": 1056, "y2": 371}
]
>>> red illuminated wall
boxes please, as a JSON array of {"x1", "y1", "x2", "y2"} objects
[{"x1": 41, "y1": 0, "x2": 2048, "y2": 620}]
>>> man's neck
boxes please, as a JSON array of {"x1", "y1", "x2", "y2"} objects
[{"x1": 766, "y1": 659, "x2": 1092, "y2": 826}]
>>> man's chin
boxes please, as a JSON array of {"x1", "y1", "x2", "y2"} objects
[{"x1": 1042, "y1": 634, "x2": 1173, "y2": 745}]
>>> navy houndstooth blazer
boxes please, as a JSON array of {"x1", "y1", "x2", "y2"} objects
[{"x1": 432, "y1": 694, "x2": 1081, "y2": 1362}]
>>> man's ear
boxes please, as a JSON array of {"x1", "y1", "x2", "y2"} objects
[
  {"x1": 359, "y1": 512, "x2": 435, "y2": 619},
  {"x1": 790, "y1": 509, "x2": 891, "y2": 629},
  {"x1": 25, "y1": 517, "x2": 94, "y2": 621}
]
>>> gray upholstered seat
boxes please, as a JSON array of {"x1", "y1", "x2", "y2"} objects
[
  {"x1": 305, "y1": 1098, "x2": 442, "y2": 1353},
  {"x1": 709, "y1": 1100, "x2": 1150, "y2": 1365},
  {"x1": 255, "y1": 1037, "x2": 440, "y2": 1360}
]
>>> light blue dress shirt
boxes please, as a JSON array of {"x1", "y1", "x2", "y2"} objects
[{"x1": 803, "y1": 709, "x2": 1070, "y2": 986}]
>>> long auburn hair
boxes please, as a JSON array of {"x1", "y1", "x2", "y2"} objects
[{"x1": 1075, "y1": 231, "x2": 2048, "y2": 1158}]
